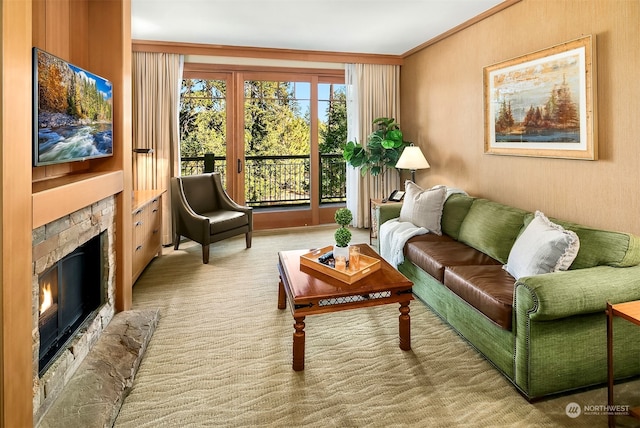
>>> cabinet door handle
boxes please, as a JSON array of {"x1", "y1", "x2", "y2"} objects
[
  {"x1": 134, "y1": 209, "x2": 143, "y2": 215},
  {"x1": 152, "y1": 208, "x2": 158, "y2": 213},
  {"x1": 135, "y1": 245, "x2": 143, "y2": 252},
  {"x1": 237, "y1": 159, "x2": 242, "y2": 173},
  {"x1": 135, "y1": 221, "x2": 143, "y2": 227}
]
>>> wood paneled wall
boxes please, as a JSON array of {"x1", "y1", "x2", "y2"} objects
[
  {"x1": 1, "y1": 2, "x2": 35, "y2": 427},
  {"x1": 401, "y1": 0, "x2": 640, "y2": 235},
  {"x1": 1, "y1": 0, "x2": 131, "y2": 425},
  {"x1": 32, "y1": 0, "x2": 91, "y2": 181}
]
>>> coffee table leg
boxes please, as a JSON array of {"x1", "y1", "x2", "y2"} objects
[
  {"x1": 399, "y1": 301, "x2": 411, "y2": 351},
  {"x1": 293, "y1": 316, "x2": 306, "y2": 371},
  {"x1": 277, "y1": 277, "x2": 286, "y2": 309}
]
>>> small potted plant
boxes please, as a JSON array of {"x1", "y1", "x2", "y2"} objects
[{"x1": 333, "y1": 207, "x2": 353, "y2": 261}]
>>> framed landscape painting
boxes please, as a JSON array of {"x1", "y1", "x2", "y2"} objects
[{"x1": 483, "y1": 35, "x2": 597, "y2": 160}]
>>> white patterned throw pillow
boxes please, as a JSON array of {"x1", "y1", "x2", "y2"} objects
[
  {"x1": 398, "y1": 181, "x2": 447, "y2": 235},
  {"x1": 504, "y1": 211, "x2": 580, "y2": 280}
]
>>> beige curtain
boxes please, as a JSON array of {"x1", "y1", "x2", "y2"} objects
[
  {"x1": 132, "y1": 52, "x2": 183, "y2": 245},
  {"x1": 345, "y1": 63, "x2": 401, "y2": 228}
]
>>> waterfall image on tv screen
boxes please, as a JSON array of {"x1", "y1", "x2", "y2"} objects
[{"x1": 34, "y1": 48, "x2": 113, "y2": 166}]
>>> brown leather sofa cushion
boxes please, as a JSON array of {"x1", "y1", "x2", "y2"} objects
[
  {"x1": 406, "y1": 233, "x2": 456, "y2": 245},
  {"x1": 405, "y1": 238, "x2": 501, "y2": 282},
  {"x1": 443, "y1": 265, "x2": 515, "y2": 330}
]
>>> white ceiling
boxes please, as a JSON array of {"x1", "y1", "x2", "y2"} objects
[{"x1": 131, "y1": 0, "x2": 506, "y2": 55}]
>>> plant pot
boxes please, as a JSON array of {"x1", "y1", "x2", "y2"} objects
[{"x1": 333, "y1": 244, "x2": 350, "y2": 262}]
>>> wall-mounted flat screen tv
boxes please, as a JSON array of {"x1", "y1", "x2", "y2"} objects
[{"x1": 33, "y1": 48, "x2": 113, "y2": 166}]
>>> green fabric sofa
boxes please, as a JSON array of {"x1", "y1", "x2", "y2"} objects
[{"x1": 377, "y1": 194, "x2": 640, "y2": 400}]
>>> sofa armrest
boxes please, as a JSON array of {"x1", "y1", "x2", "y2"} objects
[
  {"x1": 514, "y1": 264, "x2": 640, "y2": 321},
  {"x1": 378, "y1": 204, "x2": 403, "y2": 226}
]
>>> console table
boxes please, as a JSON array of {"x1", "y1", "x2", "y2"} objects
[{"x1": 607, "y1": 300, "x2": 640, "y2": 427}]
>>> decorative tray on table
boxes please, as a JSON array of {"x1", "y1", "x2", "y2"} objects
[{"x1": 299, "y1": 245, "x2": 381, "y2": 284}]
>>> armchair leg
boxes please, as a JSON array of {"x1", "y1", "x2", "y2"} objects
[
  {"x1": 174, "y1": 234, "x2": 181, "y2": 250},
  {"x1": 246, "y1": 232, "x2": 252, "y2": 248},
  {"x1": 202, "y1": 244, "x2": 210, "y2": 264}
]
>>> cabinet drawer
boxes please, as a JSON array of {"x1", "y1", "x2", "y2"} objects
[{"x1": 132, "y1": 191, "x2": 164, "y2": 283}]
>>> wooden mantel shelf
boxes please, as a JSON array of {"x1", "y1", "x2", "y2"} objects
[{"x1": 32, "y1": 170, "x2": 124, "y2": 229}]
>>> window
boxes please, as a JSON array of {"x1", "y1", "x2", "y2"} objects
[
  {"x1": 244, "y1": 80, "x2": 311, "y2": 206},
  {"x1": 179, "y1": 65, "x2": 346, "y2": 227},
  {"x1": 318, "y1": 82, "x2": 346, "y2": 203},
  {"x1": 179, "y1": 77, "x2": 228, "y2": 177}
]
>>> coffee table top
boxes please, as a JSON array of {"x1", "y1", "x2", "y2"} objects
[{"x1": 278, "y1": 243, "x2": 413, "y2": 315}]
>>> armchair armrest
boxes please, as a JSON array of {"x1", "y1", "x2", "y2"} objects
[
  {"x1": 175, "y1": 193, "x2": 209, "y2": 223},
  {"x1": 378, "y1": 204, "x2": 403, "y2": 227},
  {"x1": 212, "y1": 174, "x2": 253, "y2": 222},
  {"x1": 514, "y1": 264, "x2": 640, "y2": 321},
  {"x1": 171, "y1": 179, "x2": 211, "y2": 241},
  {"x1": 217, "y1": 187, "x2": 252, "y2": 214}
]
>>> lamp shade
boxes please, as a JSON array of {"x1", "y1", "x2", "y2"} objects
[{"x1": 396, "y1": 145, "x2": 430, "y2": 170}]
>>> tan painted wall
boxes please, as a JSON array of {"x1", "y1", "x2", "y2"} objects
[{"x1": 401, "y1": 0, "x2": 640, "y2": 235}]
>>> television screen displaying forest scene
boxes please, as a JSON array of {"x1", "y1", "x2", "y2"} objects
[{"x1": 34, "y1": 48, "x2": 113, "y2": 166}]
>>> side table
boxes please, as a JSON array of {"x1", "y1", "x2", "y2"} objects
[
  {"x1": 369, "y1": 198, "x2": 402, "y2": 244},
  {"x1": 607, "y1": 300, "x2": 640, "y2": 428}
]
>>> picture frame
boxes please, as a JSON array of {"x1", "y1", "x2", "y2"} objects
[{"x1": 483, "y1": 35, "x2": 597, "y2": 160}]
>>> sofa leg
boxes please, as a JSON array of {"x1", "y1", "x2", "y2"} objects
[
  {"x1": 246, "y1": 232, "x2": 252, "y2": 248},
  {"x1": 174, "y1": 234, "x2": 180, "y2": 250},
  {"x1": 202, "y1": 245, "x2": 210, "y2": 264}
]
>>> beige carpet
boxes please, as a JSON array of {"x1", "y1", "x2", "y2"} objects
[{"x1": 114, "y1": 225, "x2": 640, "y2": 428}]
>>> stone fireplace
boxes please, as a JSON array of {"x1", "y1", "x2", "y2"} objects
[{"x1": 31, "y1": 196, "x2": 117, "y2": 422}]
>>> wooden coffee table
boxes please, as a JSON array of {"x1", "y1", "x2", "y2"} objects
[{"x1": 277, "y1": 243, "x2": 414, "y2": 371}]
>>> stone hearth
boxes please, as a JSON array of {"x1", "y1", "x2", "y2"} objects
[{"x1": 37, "y1": 309, "x2": 159, "y2": 428}]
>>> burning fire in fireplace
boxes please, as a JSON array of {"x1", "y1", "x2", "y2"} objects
[{"x1": 40, "y1": 282, "x2": 53, "y2": 315}]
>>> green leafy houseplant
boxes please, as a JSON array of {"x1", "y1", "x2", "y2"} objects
[{"x1": 341, "y1": 117, "x2": 409, "y2": 177}]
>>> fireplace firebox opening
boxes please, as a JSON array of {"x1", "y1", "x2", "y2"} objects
[{"x1": 38, "y1": 233, "x2": 104, "y2": 375}]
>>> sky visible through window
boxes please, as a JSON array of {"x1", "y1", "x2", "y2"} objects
[{"x1": 283, "y1": 82, "x2": 346, "y2": 123}]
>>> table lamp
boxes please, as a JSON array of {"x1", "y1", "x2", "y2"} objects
[{"x1": 395, "y1": 144, "x2": 430, "y2": 183}]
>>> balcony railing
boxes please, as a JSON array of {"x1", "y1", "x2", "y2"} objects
[{"x1": 180, "y1": 154, "x2": 346, "y2": 208}]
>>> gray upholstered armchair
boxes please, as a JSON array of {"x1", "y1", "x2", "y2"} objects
[{"x1": 171, "y1": 173, "x2": 253, "y2": 264}]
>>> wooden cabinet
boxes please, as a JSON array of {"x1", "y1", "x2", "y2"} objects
[{"x1": 132, "y1": 190, "x2": 165, "y2": 283}]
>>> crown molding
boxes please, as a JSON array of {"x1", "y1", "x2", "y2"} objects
[{"x1": 133, "y1": 40, "x2": 403, "y2": 66}]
